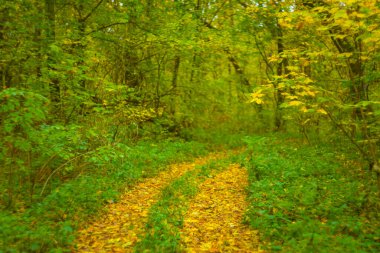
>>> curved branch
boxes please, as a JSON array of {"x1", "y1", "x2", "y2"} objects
[{"x1": 40, "y1": 151, "x2": 92, "y2": 196}]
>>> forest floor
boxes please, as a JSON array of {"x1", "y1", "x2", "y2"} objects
[
  {"x1": 2, "y1": 135, "x2": 377, "y2": 252},
  {"x1": 74, "y1": 151, "x2": 261, "y2": 252}
]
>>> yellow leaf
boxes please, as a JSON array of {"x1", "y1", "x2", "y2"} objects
[
  {"x1": 304, "y1": 77, "x2": 314, "y2": 84},
  {"x1": 303, "y1": 15, "x2": 314, "y2": 25},
  {"x1": 287, "y1": 66, "x2": 299, "y2": 72},
  {"x1": 287, "y1": 95, "x2": 298, "y2": 100},
  {"x1": 268, "y1": 55, "x2": 280, "y2": 63},
  {"x1": 252, "y1": 98, "x2": 263, "y2": 104},
  {"x1": 200, "y1": 242, "x2": 212, "y2": 251},
  {"x1": 288, "y1": 100, "x2": 303, "y2": 106},
  {"x1": 249, "y1": 90, "x2": 265, "y2": 104},
  {"x1": 317, "y1": 109, "x2": 328, "y2": 115},
  {"x1": 302, "y1": 119, "x2": 311, "y2": 125},
  {"x1": 339, "y1": 52, "x2": 353, "y2": 58}
]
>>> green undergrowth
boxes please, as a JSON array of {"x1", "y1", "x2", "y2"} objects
[
  {"x1": 180, "y1": 126, "x2": 248, "y2": 149},
  {"x1": 242, "y1": 134, "x2": 380, "y2": 252},
  {"x1": 0, "y1": 140, "x2": 207, "y2": 253},
  {"x1": 134, "y1": 156, "x2": 233, "y2": 252}
]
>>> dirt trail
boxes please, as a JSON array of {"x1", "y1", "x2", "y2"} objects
[
  {"x1": 180, "y1": 164, "x2": 261, "y2": 252},
  {"x1": 74, "y1": 153, "x2": 226, "y2": 252}
]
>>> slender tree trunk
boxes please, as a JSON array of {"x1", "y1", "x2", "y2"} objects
[
  {"x1": 77, "y1": 0, "x2": 87, "y2": 90},
  {"x1": 0, "y1": 6, "x2": 9, "y2": 89},
  {"x1": 274, "y1": 29, "x2": 287, "y2": 131},
  {"x1": 170, "y1": 55, "x2": 181, "y2": 116},
  {"x1": 45, "y1": 0, "x2": 60, "y2": 108}
]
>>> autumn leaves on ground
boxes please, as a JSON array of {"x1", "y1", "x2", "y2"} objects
[{"x1": 74, "y1": 151, "x2": 261, "y2": 252}]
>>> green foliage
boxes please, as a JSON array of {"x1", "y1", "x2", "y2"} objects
[
  {"x1": 0, "y1": 140, "x2": 207, "y2": 252},
  {"x1": 0, "y1": 88, "x2": 47, "y2": 163},
  {"x1": 0, "y1": 88, "x2": 48, "y2": 208},
  {"x1": 242, "y1": 135, "x2": 380, "y2": 252},
  {"x1": 1, "y1": 0, "x2": 380, "y2": 252},
  {"x1": 181, "y1": 127, "x2": 248, "y2": 150}
]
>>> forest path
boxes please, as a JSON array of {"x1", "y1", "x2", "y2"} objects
[
  {"x1": 74, "y1": 151, "x2": 260, "y2": 252},
  {"x1": 74, "y1": 152, "x2": 227, "y2": 252},
  {"x1": 180, "y1": 164, "x2": 260, "y2": 252}
]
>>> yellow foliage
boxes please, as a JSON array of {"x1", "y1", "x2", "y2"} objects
[
  {"x1": 287, "y1": 95, "x2": 298, "y2": 100},
  {"x1": 249, "y1": 90, "x2": 265, "y2": 105},
  {"x1": 288, "y1": 100, "x2": 303, "y2": 106},
  {"x1": 268, "y1": 55, "x2": 281, "y2": 63},
  {"x1": 181, "y1": 164, "x2": 260, "y2": 252},
  {"x1": 317, "y1": 109, "x2": 328, "y2": 115}
]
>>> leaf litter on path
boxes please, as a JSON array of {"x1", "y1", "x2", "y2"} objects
[
  {"x1": 180, "y1": 164, "x2": 261, "y2": 252},
  {"x1": 74, "y1": 152, "x2": 227, "y2": 252}
]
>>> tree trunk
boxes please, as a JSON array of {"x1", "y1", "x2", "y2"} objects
[
  {"x1": 45, "y1": 0, "x2": 60, "y2": 108},
  {"x1": 170, "y1": 55, "x2": 181, "y2": 116},
  {"x1": 274, "y1": 28, "x2": 287, "y2": 131}
]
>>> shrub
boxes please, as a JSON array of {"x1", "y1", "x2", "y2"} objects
[{"x1": 242, "y1": 135, "x2": 380, "y2": 252}]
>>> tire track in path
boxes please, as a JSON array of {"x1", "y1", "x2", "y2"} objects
[
  {"x1": 180, "y1": 164, "x2": 261, "y2": 252},
  {"x1": 74, "y1": 152, "x2": 226, "y2": 252}
]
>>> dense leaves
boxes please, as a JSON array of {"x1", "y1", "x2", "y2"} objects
[
  {"x1": 1, "y1": 0, "x2": 379, "y2": 252},
  {"x1": 242, "y1": 135, "x2": 380, "y2": 252}
]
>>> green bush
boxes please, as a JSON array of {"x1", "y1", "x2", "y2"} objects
[
  {"x1": 242, "y1": 135, "x2": 380, "y2": 252},
  {"x1": 181, "y1": 127, "x2": 246, "y2": 149},
  {"x1": 0, "y1": 140, "x2": 207, "y2": 252}
]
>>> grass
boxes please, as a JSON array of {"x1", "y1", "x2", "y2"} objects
[
  {"x1": 134, "y1": 158, "x2": 232, "y2": 252},
  {"x1": 0, "y1": 140, "x2": 207, "y2": 252},
  {"x1": 241, "y1": 134, "x2": 380, "y2": 252}
]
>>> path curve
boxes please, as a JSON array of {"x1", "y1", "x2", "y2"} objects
[{"x1": 74, "y1": 153, "x2": 225, "y2": 252}]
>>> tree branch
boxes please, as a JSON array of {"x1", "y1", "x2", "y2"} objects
[
  {"x1": 85, "y1": 22, "x2": 128, "y2": 36},
  {"x1": 80, "y1": 0, "x2": 104, "y2": 23}
]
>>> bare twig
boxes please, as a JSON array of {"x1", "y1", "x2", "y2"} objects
[
  {"x1": 40, "y1": 151, "x2": 92, "y2": 196},
  {"x1": 322, "y1": 105, "x2": 370, "y2": 161}
]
